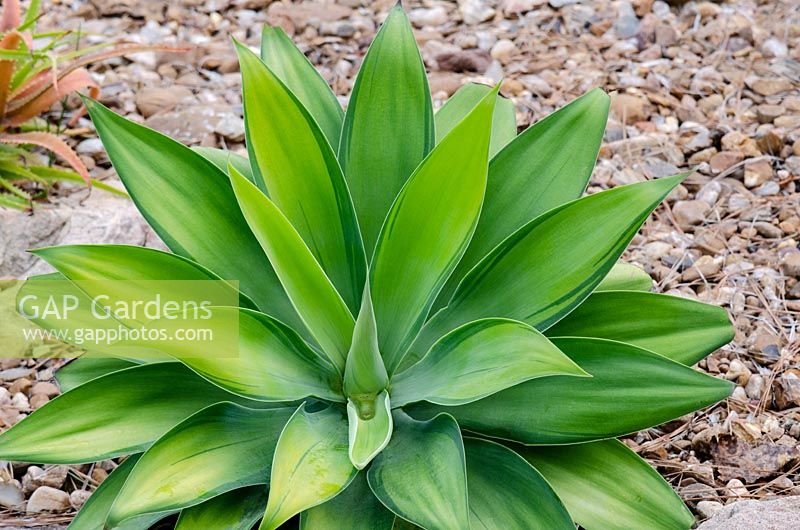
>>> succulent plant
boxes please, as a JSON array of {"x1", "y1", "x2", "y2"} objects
[{"x1": 0, "y1": 6, "x2": 734, "y2": 530}]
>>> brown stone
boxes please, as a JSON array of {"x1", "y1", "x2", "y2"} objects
[{"x1": 709, "y1": 151, "x2": 743, "y2": 173}]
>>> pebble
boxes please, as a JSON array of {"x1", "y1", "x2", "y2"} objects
[
  {"x1": 409, "y1": 6, "x2": 448, "y2": 27},
  {"x1": 781, "y1": 254, "x2": 800, "y2": 278},
  {"x1": 490, "y1": 39, "x2": 516, "y2": 63},
  {"x1": 134, "y1": 86, "x2": 196, "y2": 118},
  {"x1": 673, "y1": 200, "x2": 711, "y2": 228},
  {"x1": 459, "y1": 0, "x2": 496, "y2": 24},
  {"x1": 0, "y1": 482, "x2": 24, "y2": 509},
  {"x1": 610, "y1": 93, "x2": 646, "y2": 123},
  {"x1": 26, "y1": 486, "x2": 71, "y2": 513},
  {"x1": 762, "y1": 38, "x2": 788, "y2": 58},
  {"x1": 75, "y1": 138, "x2": 105, "y2": 157},
  {"x1": 745, "y1": 374, "x2": 765, "y2": 399},
  {"x1": 22, "y1": 465, "x2": 68, "y2": 493},
  {"x1": 30, "y1": 382, "x2": 59, "y2": 398},
  {"x1": 697, "y1": 500, "x2": 724, "y2": 518},
  {"x1": 756, "y1": 132, "x2": 783, "y2": 155},
  {"x1": 744, "y1": 160, "x2": 773, "y2": 188},
  {"x1": 726, "y1": 479, "x2": 749, "y2": 498},
  {"x1": 709, "y1": 151, "x2": 743, "y2": 173},
  {"x1": 70, "y1": 489, "x2": 92, "y2": 510},
  {"x1": 755, "y1": 104, "x2": 783, "y2": 124},
  {"x1": 0, "y1": 368, "x2": 32, "y2": 382},
  {"x1": 682, "y1": 255, "x2": 721, "y2": 281},
  {"x1": 748, "y1": 77, "x2": 793, "y2": 97},
  {"x1": 753, "y1": 222, "x2": 782, "y2": 239}
]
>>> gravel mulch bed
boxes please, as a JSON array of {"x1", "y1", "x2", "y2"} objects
[{"x1": 0, "y1": 0, "x2": 798, "y2": 526}]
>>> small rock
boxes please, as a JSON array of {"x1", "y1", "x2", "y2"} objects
[
  {"x1": 682, "y1": 482, "x2": 719, "y2": 502},
  {"x1": 697, "y1": 500, "x2": 724, "y2": 518},
  {"x1": 490, "y1": 39, "x2": 516, "y2": 63},
  {"x1": 30, "y1": 381, "x2": 59, "y2": 398},
  {"x1": 762, "y1": 38, "x2": 788, "y2": 58},
  {"x1": 213, "y1": 116, "x2": 245, "y2": 142},
  {"x1": 682, "y1": 255, "x2": 720, "y2": 281},
  {"x1": 774, "y1": 115, "x2": 800, "y2": 129},
  {"x1": 709, "y1": 151, "x2": 743, "y2": 173},
  {"x1": 614, "y1": 2, "x2": 640, "y2": 39},
  {"x1": 721, "y1": 131, "x2": 760, "y2": 157},
  {"x1": 744, "y1": 160, "x2": 773, "y2": 188},
  {"x1": 673, "y1": 200, "x2": 710, "y2": 228},
  {"x1": 756, "y1": 104, "x2": 783, "y2": 124},
  {"x1": 756, "y1": 131, "x2": 783, "y2": 155},
  {"x1": 782, "y1": 254, "x2": 800, "y2": 278},
  {"x1": 458, "y1": 0, "x2": 495, "y2": 24},
  {"x1": 75, "y1": 138, "x2": 105, "y2": 156},
  {"x1": 745, "y1": 374, "x2": 765, "y2": 400},
  {"x1": 26, "y1": 486, "x2": 71, "y2": 513},
  {"x1": 0, "y1": 368, "x2": 32, "y2": 381},
  {"x1": 654, "y1": 24, "x2": 678, "y2": 46},
  {"x1": 776, "y1": 370, "x2": 800, "y2": 409},
  {"x1": 726, "y1": 478, "x2": 749, "y2": 498},
  {"x1": 754, "y1": 221, "x2": 782, "y2": 239},
  {"x1": 696, "y1": 180, "x2": 722, "y2": 206},
  {"x1": 0, "y1": 481, "x2": 24, "y2": 509},
  {"x1": 549, "y1": 0, "x2": 581, "y2": 7},
  {"x1": 435, "y1": 50, "x2": 491, "y2": 73},
  {"x1": 134, "y1": 86, "x2": 196, "y2": 118},
  {"x1": 30, "y1": 394, "x2": 49, "y2": 409},
  {"x1": 70, "y1": 489, "x2": 92, "y2": 510},
  {"x1": 610, "y1": 93, "x2": 646, "y2": 123},
  {"x1": 409, "y1": 6, "x2": 448, "y2": 27},
  {"x1": 748, "y1": 77, "x2": 792, "y2": 97},
  {"x1": 8, "y1": 377, "x2": 32, "y2": 394},
  {"x1": 23, "y1": 465, "x2": 68, "y2": 493}
]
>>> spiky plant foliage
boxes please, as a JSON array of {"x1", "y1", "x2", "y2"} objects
[
  {"x1": 0, "y1": 0, "x2": 178, "y2": 209},
  {"x1": 0, "y1": 6, "x2": 734, "y2": 530}
]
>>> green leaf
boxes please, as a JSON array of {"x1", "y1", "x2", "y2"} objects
[
  {"x1": 371, "y1": 86, "x2": 497, "y2": 374},
  {"x1": 83, "y1": 98, "x2": 301, "y2": 331},
  {"x1": 56, "y1": 357, "x2": 137, "y2": 392},
  {"x1": 391, "y1": 318, "x2": 587, "y2": 407},
  {"x1": 407, "y1": 337, "x2": 732, "y2": 445},
  {"x1": 464, "y1": 438, "x2": 573, "y2": 530},
  {"x1": 347, "y1": 390, "x2": 392, "y2": 470},
  {"x1": 344, "y1": 282, "x2": 388, "y2": 397},
  {"x1": 338, "y1": 4, "x2": 434, "y2": 255},
  {"x1": 176, "y1": 487, "x2": 268, "y2": 530},
  {"x1": 260, "y1": 26, "x2": 343, "y2": 149},
  {"x1": 367, "y1": 412, "x2": 469, "y2": 529},
  {"x1": 435, "y1": 82, "x2": 516, "y2": 159},
  {"x1": 235, "y1": 41, "x2": 365, "y2": 314},
  {"x1": 0, "y1": 363, "x2": 248, "y2": 463},
  {"x1": 596, "y1": 262, "x2": 653, "y2": 291},
  {"x1": 519, "y1": 439, "x2": 694, "y2": 530},
  {"x1": 409, "y1": 174, "x2": 687, "y2": 367},
  {"x1": 68, "y1": 455, "x2": 167, "y2": 530},
  {"x1": 261, "y1": 404, "x2": 356, "y2": 530},
  {"x1": 108, "y1": 403, "x2": 293, "y2": 526},
  {"x1": 229, "y1": 165, "x2": 354, "y2": 372},
  {"x1": 192, "y1": 146, "x2": 256, "y2": 184},
  {"x1": 546, "y1": 291, "x2": 734, "y2": 365},
  {"x1": 17, "y1": 273, "x2": 146, "y2": 354},
  {"x1": 434, "y1": 88, "x2": 610, "y2": 309},
  {"x1": 116, "y1": 307, "x2": 342, "y2": 402},
  {"x1": 301, "y1": 472, "x2": 394, "y2": 530},
  {"x1": 32, "y1": 244, "x2": 256, "y2": 310}
]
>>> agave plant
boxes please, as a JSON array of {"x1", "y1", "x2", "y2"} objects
[
  {"x1": 0, "y1": 0, "x2": 179, "y2": 209},
  {"x1": 0, "y1": 6, "x2": 734, "y2": 530}
]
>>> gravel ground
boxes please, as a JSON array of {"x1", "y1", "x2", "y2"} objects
[{"x1": 1, "y1": 0, "x2": 799, "y2": 526}]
